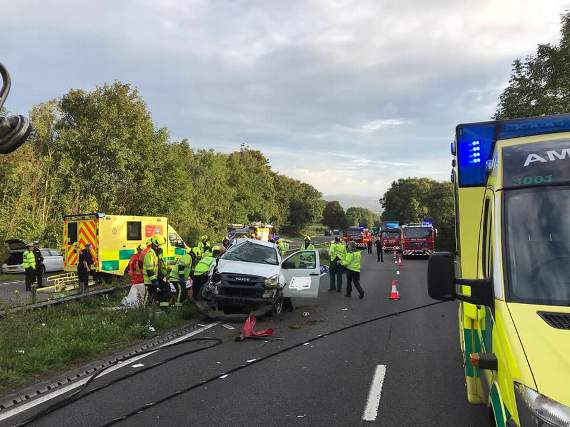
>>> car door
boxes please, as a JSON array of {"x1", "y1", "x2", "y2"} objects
[
  {"x1": 40, "y1": 249, "x2": 52, "y2": 272},
  {"x1": 49, "y1": 249, "x2": 64, "y2": 271},
  {"x1": 281, "y1": 250, "x2": 321, "y2": 298}
]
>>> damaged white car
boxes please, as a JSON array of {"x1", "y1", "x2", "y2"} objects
[{"x1": 200, "y1": 238, "x2": 321, "y2": 318}]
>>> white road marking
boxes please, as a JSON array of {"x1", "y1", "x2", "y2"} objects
[
  {"x1": 0, "y1": 322, "x2": 220, "y2": 422},
  {"x1": 362, "y1": 365, "x2": 387, "y2": 422},
  {"x1": 0, "y1": 279, "x2": 25, "y2": 286}
]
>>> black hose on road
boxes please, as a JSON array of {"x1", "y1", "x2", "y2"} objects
[{"x1": 16, "y1": 300, "x2": 448, "y2": 426}]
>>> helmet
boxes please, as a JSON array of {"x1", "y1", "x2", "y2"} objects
[
  {"x1": 212, "y1": 245, "x2": 220, "y2": 252},
  {"x1": 152, "y1": 235, "x2": 166, "y2": 246},
  {"x1": 201, "y1": 235, "x2": 208, "y2": 241}
]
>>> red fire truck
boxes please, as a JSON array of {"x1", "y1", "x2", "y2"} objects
[
  {"x1": 381, "y1": 227, "x2": 402, "y2": 252},
  {"x1": 343, "y1": 226, "x2": 371, "y2": 249},
  {"x1": 401, "y1": 223, "x2": 437, "y2": 257}
]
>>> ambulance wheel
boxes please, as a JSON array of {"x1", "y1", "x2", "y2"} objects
[{"x1": 270, "y1": 290, "x2": 284, "y2": 316}]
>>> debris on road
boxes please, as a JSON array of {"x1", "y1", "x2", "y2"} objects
[
  {"x1": 221, "y1": 323, "x2": 236, "y2": 330},
  {"x1": 131, "y1": 363, "x2": 144, "y2": 368}
]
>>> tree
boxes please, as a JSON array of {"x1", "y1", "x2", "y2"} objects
[
  {"x1": 380, "y1": 178, "x2": 455, "y2": 250},
  {"x1": 0, "y1": 80, "x2": 328, "y2": 248},
  {"x1": 495, "y1": 13, "x2": 570, "y2": 119},
  {"x1": 322, "y1": 201, "x2": 346, "y2": 229},
  {"x1": 345, "y1": 207, "x2": 378, "y2": 228}
]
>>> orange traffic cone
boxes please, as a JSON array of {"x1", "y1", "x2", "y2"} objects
[
  {"x1": 389, "y1": 279, "x2": 400, "y2": 300},
  {"x1": 396, "y1": 256, "x2": 403, "y2": 266}
]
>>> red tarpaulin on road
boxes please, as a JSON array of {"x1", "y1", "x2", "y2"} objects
[{"x1": 242, "y1": 314, "x2": 274, "y2": 337}]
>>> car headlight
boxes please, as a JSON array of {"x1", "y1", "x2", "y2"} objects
[
  {"x1": 515, "y1": 383, "x2": 570, "y2": 427},
  {"x1": 264, "y1": 275, "x2": 279, "y2": 288},
  {"x1": 262, "y1": 289, "x2": 276, "y2": 299}
]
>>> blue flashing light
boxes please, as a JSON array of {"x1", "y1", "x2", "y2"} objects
[
  {"x1": 456, "y1": 122, "x2": 495, "y2": 186},
  {"x1": 456, "y1": 113, "x2": 570, "y2": 187}
]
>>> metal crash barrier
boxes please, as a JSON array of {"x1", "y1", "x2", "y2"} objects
[{"x1": 36, "y1": 272, "x2": 94, "y2": 294}]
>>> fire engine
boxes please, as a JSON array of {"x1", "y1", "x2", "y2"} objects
[
  {"x1": 401, "y1": 223, "x2": 437, "y2": 257},
  {"x1": 381, "y1": 227, "x2": 402, "y2": 252},
  {"x1": 343, "y1": 226, "x2": 371, "y2": 249}
]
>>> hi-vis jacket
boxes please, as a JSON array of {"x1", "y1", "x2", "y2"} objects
[{"x1": 341, "y1": 250, "x2": 361, "y2": 272}]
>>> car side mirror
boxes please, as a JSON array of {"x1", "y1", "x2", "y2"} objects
[
  {"x1": 427, "y1": 252, "x2": 455, "y2": 301},
  {"x1": 427, "y1": 252, "x2": 494, "y2": 307}
]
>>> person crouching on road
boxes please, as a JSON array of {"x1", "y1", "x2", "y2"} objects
[
  {"x1": 191, "y1": 247, "x2": 220, "y2": 301},
  {"x1": 22, "y1": 243, "x2": 36, "y2": 292},
  {"x1": 328, "y1": 237, "x2": 346, "y2": 292},
  {"x1": 77, "y1": 243, "x2": 94, "y2": 294},
  {"x1": 341, "y1": 241, "x2": 365, "y2": 299}
]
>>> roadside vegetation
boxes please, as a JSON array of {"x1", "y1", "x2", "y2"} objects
[{"x1": 0, "y1": 291, "x2": 197, "y2": 396}]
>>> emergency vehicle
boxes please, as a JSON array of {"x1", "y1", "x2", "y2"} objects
[
  {"x1": 427, "y1": 114, "x2": 570, "y2": 427},
  {"x1": 401, "y1": 223, "x2": 436, "y2": 257},
  {"x1": 63, "y1": 213, "x2": 187, "y2": 278},
  {"x1": 380, "y1": 227, "x2": 402, "y2": 252},
  {"x1": 227, "y1": 223, "x2": 276, "y2": 242},
  {"x1": 343, "y1": 226, "x2": 371, "y2": 249}
]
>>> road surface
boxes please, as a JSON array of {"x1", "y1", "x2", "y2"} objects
[{"x1": 2, "y1": 252, "x2": 489, "y2": 426}]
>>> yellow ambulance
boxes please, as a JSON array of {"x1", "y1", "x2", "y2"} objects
[
  {"x1": 428, "y1": 114, "x2": 570, "y2": 426},
  {"x1": 63, "y1": 212, "x2": 187, "y2": 278}
]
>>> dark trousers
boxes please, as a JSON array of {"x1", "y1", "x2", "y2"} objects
[
  {"x1": 192, "y1": 274, "x2": 209, "y2": 301},
  {"x1": 25, "y1": 267, "x2": 35, "y2": 291},
  {"x1": 175, "y1": 278, "x2": 188, "y2": 304},
  {"x1": 376, "y1": 248, "x2": 384, "y2": 262},
  {"x1": 36, "y1": 269, "x2": 43, "y2": 288},
  {"x1": 78, "y1": 270, "x2": 89, "y2": 293},
  {"x1": 157, "y1": 279, "x2": 172, "y2": 304},
  {"x1": 329, "y1": 260, "x2": 343, "y2": 291},
  {"x1": 346, "y1": 270, "x2": 364, "y2": 297},
  {"x1": 367, "y1": 245, "x2": 372, "y2": 254}
]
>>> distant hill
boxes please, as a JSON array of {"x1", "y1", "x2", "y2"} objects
[{"x1": 324, "y1": 194, "x2": 382, "y2": 214}]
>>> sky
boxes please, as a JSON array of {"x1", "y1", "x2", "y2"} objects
[{"x1": 2, "y1": 0, "x2": 569, "y2": 211}]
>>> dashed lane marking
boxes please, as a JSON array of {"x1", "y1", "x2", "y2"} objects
[{"x1": 362, "y1": 364, "x2": 387, "y2": 422}]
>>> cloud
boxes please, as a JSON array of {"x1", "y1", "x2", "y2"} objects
[{"x1": 2, "y1": 0, "x2": 568, "y2": 199}]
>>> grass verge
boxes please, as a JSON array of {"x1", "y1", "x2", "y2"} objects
[
  {"x1": 0, "y1": 273, "x2": 24, "y2": 283},
  {"x1": 0, "y1": 289, "x2": 198, "y2": 397}
]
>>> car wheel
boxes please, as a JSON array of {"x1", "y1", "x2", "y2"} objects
[
  {"x1": 271, "y1": 290, "x2": 284, "y2": 316},
  {"x1": 42, "y1": 264, "x2": 47, "y2": 274}
]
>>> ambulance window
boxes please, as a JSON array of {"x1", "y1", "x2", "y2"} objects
[
  {"x1": 127, "y1": 222, "x2": 142, "y2": 240},
  {"x1": 485, "y1": 203, "x2": 493, "y2": 277},
  {"x1": 481, "y1": 199, "x2": 489, "y2": 275},
  {"x1": 68, "y1": 222, "x2": 78, "y2": 244}
]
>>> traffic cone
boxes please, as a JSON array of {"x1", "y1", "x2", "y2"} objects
[
  {"x1": 396, "y1": 255, "x2": 403, "y2": 267},
  {"x1": 389, "y1": 279, "x2": 400, "y2": 300}
]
